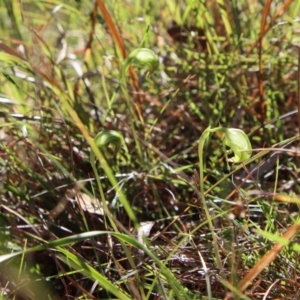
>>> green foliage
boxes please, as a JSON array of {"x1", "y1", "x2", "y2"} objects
[{"x1": 0, "y1": 0, "x2": 300, "y2": 299}]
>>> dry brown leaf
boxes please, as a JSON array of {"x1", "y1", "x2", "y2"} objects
[{"x1": 66, "y1": 189, "x2": 105, "y2": 215}]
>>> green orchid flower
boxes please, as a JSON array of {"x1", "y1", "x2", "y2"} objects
[{"x1": 224, "y1": 128, "x2": 252, "y2": 163}]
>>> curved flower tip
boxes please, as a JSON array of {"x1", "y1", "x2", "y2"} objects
[
  {"x1": 94, "y1": 130, "x2": 123, "y2": 154},
  {"x1": 224, "y1": 128, "x2": 252, "y2": 163},
  {"x1": 126, "y1": 48, "x2": 159, "y2": 73}
]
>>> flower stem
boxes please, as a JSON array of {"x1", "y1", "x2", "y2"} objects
[{"x1": 198, "y1": 127, "x2": 226, "y2": 279}]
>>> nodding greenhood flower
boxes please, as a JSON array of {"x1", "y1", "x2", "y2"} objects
[
  {"x1": 90, "y1": 130, "x2": 123, "y2": 164},
  {"x1": 197, "y1": 125, "x2": 252, "y2": 273},
  {"x1": 224, "y1": 128, "x2": 252, "y2": 163},
  {"x1": 125, "y1": 48, "x2": 159, "y2": 73},
  {"x1": 93, "y1": 130, "x2": 123, "y2": 154}
]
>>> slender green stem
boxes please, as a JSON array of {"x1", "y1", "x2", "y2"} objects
[
  {"x1": 198, "y1": 125, "x2": 252, "y2": 282},
  {"x1": 89, "y1": 131, "x2": 138, "y2": 224},
  {"x1": 90, "y1": 156, "x2": 117, "y2": 231},
  {"x1": 90, "y1": 137, "x2": 142, "y2": 288},
  {"x1": 119, "y1": 77, "x2": 144, "y2": 161},
  {"x1": 120, "y1": 47, "x2": 159, "y2": 164},
  {"x1": 198, "y1": 127, "x2": 226, "y2": 280}
]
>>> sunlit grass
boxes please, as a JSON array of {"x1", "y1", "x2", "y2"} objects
[{"x1": 0, "y1": 0, "x2": 300, "y2": 299}]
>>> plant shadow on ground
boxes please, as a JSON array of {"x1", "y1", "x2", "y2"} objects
[{"x1": 0, "y1": 0, "x2": 300, "y2": 299}]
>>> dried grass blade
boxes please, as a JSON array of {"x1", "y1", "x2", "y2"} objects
[{"x1": 237, "y1": 223, "x2": 300, "y2": 293}]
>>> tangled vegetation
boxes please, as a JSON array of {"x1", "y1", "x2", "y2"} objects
[{"x1": 0, "y1": 0, "x2": 300, "y2": 299}]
